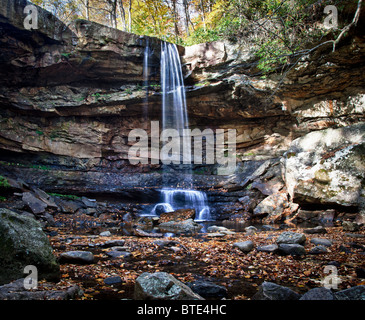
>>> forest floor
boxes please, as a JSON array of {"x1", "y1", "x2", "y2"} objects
[{"x1": 35, "y1": 212, "x2": 365, "y2": 300}]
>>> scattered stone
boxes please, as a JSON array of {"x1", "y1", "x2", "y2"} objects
[
  {"x1": 276, "y1": 231, "x2": 306, "y2": 245},
  {"x1": 342, "y1": 221, "x2": 360, "y2": 232},
  {"x1": 100, "y1": 239, "x2": 126, "y2": 248},
  {"x1": 106, "y1": 251, "x2": 131, "y2": 259},
  {"x1": 299, "y1": 287, "x2": 335, "y2": 300},
  {"x1": 134, "y1": 272, "x2": 204, "y2": 300},
  {"x1": 335, "y1": 285, "x2": 365, "y2": 300},
  {"x1": 0, "y1": 208, "x2": 60, "y2": 285},
  {"x1": 251, "y1": 281, "x2": 301, "y2": 300},
  {"x1": 309, "y1": 245, "x2": 328, "y2": 254},
  {"x1": 0, "y1": 279, "x2": 83, "y2": 300},
  {"x1": 261, "y1": 225, "x2": 279, "y2": 231},
  {"x1": 256, "y1": 244, "x2": 279, "y2": 253},
  {"x1": 22, "y1": 192, "x2": 47, "y2": 214},
  {"x1": 134, "y1": 228, "x2": 163, "y2": 237},
  {"x1": 81, "y1": 196, "x2": 97, "y2": 208},
  {"x1": 245, "y1": 226, "x2": 258, "y2": 235},
  {"x1": 59, "y1": 251, "x2": 94, "y2": 264},
  {"x1": 99, "y1": 231, "x2": 112, "y2": 237},
  {"x1": 206, "y1": 232, "x2": 226, "y2": 238},
  {"x1": 104, "y1": 276, "x2": 122, "y2": 285},
  {"x1": 345, "y1": 233, "x2": 365, "y2": 238},
  {"x1": 310, "y1": 238, "x2": 332, "y2": 247},
  {"x1": 153, "y1": 240, "x2": 178, "y2": 248},
  {"x1": 277, "y1": 244, "x2": 306, "y2": 256},
  {"x1": 158, "y1": 219, "x2": 203, "y2": 234},
  {"x1": 233, "y1": 240, "x2": 255, "y2": 253},
  {"x1": 55, "y1": 198, "x2": 84, "y2": 214},
  {"x1": 187, "y1": 280, "x2": 227, "y2": 299},
  {"x1": 303, "y1": 226, "x2": 327, "y2": 234}
]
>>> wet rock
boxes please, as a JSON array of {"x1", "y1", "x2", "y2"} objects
[
  {"x1": 134, "y1": 272, "x2": 204, "y2": 300},
  {"x1": 233, "y1": 240, "x2": 255, "y2": 253},
  {"x1": 276, "y1": 231, "x2": 306, "y2": 245},
  {"x1": 252, "y1": 281, "x2": 301, "y2": 300},
  {"x1": 59, "y1": 251, "x2": 94, "y2": 264},
  {"x1": 0, "y1": 208, "x2": 60, "y2": 285}
]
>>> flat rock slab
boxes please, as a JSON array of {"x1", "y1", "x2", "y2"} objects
[{"x1": 59, "y1": 251, "x2": 94, "y2": 264}]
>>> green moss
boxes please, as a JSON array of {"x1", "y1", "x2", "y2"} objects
[
  {"x1": 47, "y1": 193, "x2": 81, "y2": 200},
  {"x1": 0, "y1": 175, "x2": 10, "y2": 188},
  {"x1": 314, "y1": 169, "x2": 331, "y2": 184}
]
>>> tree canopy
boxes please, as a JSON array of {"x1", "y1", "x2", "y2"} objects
[{"x1": 30, "y1": 0, "x2": 362, "y2": 74}]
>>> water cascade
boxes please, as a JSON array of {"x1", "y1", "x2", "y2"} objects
[{"x1": 148, "y1": 42, "x2": 212, "y2": 222}]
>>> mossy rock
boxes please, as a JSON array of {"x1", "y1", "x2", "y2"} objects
[{"x1": 0, "y1": 209, "x2": 60, "y2": 285}]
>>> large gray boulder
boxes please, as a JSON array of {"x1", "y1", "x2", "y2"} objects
[
  {"x1": 282, "y1": 123, "x2": 365, "y2": 208},
  {"x1": 134, "y1": 272, "x2": 204, "y2": 300},
  {"x1": 0, "y1": 208, "x2": 60, "y2": 285}
]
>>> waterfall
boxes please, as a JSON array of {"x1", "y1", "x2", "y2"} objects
[
  {"x1": 145, "y1": 42, "x2": 212, "y2": 222},
  {"x1": 150, "y1": 189, "x2": 211, "y2": 221}
]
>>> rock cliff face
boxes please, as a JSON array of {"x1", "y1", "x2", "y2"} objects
[{"x1": 0, "y1": 0, "x2": 364, "y2": 220}]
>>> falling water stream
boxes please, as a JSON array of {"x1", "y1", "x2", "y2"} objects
[{"x1": 147, "y1": 42, "x2": 212, "y2": 222}]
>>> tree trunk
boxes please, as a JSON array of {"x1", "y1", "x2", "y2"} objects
[
  {"x1": 118, "y1": 0, "x2": 127, "y2": 31},
  {"x1": 183, "y1": 0, "x2": 190, "y2": 37},
  {"x1": 128, "y1": 0, "x2": 132, "y2": 32}
]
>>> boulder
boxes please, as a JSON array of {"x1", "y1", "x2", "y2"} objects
[
  {"x1": 158, "y1": 219, "x2": 203, "y2": 234},
  {"x1": 276, "y1": 231, "x2": 306, "y2": 245},
  {"x1": 299, "y1": 287, "x2": 335, "y2": 300},
  {"x1": 186, "y1": 280, "x2": 227, "y2": 299},
  {"x1": 335, "y1": 285, "x2": 365, "y2": 300},
  {"x1": 22, "y1": 192, "x2": 47, "y2": 214},
  {"x1": 0, "y1": 208, "x2": 60, "y2": 285},
  {"x1": 253, "y1": 192, "x2": 289, "y2": 217},
  {"x1": 251, "y1": 281, "x2": 301, "y2": 300},
  {"x1": 282, "y1": 123, "x2": 365, "y2": 207},
  {"x1": 134, "y1": 272, "x2": 204, "y2": 300},
  {"x1": 233, "y1": 241, "x2": 255, "y2": 253}
]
